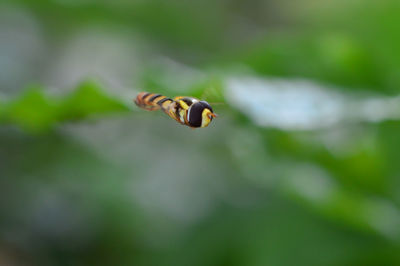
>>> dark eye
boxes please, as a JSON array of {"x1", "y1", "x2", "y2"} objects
[
  {"x1": 199, "y1": 101, "x2": 213, "y2": 112},
  {"x1": 188, "y1": 102, "x2": 205, "y2": 127}
]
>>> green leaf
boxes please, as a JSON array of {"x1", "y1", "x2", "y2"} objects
[
  {"x1": 4, "y1": 87, "x2": 59, "y2": 132},
  {"x1": 0, "y1": 81, "x2": 131, "y2": 133},
  {"x1": 58, "y1": 81, "x2": 130, "y2": 120}
]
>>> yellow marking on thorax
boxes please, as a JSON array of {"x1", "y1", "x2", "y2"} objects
[
  {"x1": 179, "y1": 109, "x2": 186, "y2": 123},
  {"x1": 178, "y1": 100, "x2": 190, "y2": 110}
]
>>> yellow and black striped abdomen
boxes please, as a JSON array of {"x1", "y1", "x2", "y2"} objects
[{"x1": 135, "y1": 92, "x2": 173, "y2": 111}]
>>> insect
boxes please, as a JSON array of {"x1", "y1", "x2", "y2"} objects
[{"x1": 134, "y1": 92, "x2": 217, "y2": 128}]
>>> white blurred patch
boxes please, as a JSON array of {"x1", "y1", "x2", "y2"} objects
[
  {"x1": 144, "y1": 57, "x2": 207, "y2": 93},
  {"x1": 226, "y1": 77, "x2": 400, "y2": 130},
  {"x1": 364, "y1": 198, "x2": 400, "y2": 240},
  {"x1": 0, "y1": 4, "x2": 45, "y2": 94},
  {"x1": 45, "y1": 26, "x2": 144, "y2": 103},
  {"x1": 283, "y1": 164, "x2": 336, "y2": 205}
]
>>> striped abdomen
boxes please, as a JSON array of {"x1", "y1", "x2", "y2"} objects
[{"x1": 134, "y1": 92, "x2": 173, "y2": 112}]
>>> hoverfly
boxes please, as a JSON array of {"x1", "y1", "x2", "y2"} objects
[{"x1": 134, "y1": 92, "x2": 217, "y2": 128}]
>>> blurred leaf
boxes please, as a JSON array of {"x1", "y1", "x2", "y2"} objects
[
  {"x1": 4, "y1": 87, "x2": 59, "y2": 132},
  {"x1": 58, "y1": 81, "x2": 129, "y2": 120},
  {"x1": 0, "y1": 81, "x2": 130, "y2": 133}
]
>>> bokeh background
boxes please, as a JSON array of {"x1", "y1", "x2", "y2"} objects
[{"x1": 1, "y1": 0, "x2": 400, "y2": 265}]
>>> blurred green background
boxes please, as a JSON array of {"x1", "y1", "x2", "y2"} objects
[{"x1": 1, "y1": 0, "x2": 400, "y2": 265}]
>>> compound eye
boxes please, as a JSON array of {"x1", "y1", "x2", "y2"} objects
[
  {"x1": 199, "y1": 101, "x2": 213, "y2": 112},
  {"x1": 188, "y1": 102, "x2": 205, "y2": 128}
]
